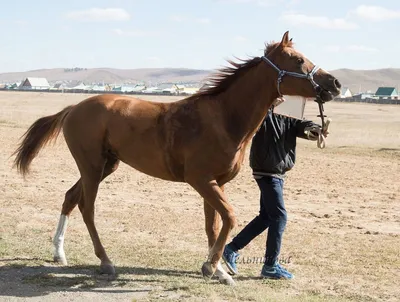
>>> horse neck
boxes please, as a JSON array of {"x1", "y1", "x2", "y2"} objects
[{"x1": 218, "y1": 62, "x2": 278, "y2": 145}]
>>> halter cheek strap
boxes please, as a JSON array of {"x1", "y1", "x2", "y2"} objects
[{"x1": 261, "y1": 56, "x2": 320, "y2": 97}]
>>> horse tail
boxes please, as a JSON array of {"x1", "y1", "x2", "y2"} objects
[{"x1": 12, "y1": 105, "x2": 74, "y2": 177}]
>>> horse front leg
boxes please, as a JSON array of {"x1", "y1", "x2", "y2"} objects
[
  {"x1": 189, "y1": 178, "x2": 236, "y2": 285},
  {"x1": 204, "y1": 194, "x2": 235, "y2": 286}
]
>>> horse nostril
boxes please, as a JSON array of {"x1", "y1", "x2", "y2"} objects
[{"x1": 334, "y1": 79, "x2": 341, "y2": 89}]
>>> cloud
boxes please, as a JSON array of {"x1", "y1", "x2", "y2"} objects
[
  {"x1": 219, "y1": 0, "x2": 300, "y2": 8},
  {"x1": 347, "y1": 45, "x2": 378, "y2": 53},
  {"x1": 280, "y1": 13, "x2": 358, "y2": 30},
  {"x1": 14, "y1": 20, "x2": 28, "y2": 26},
  {"x1": 169, "y1": 15, "x2": 211, "y2": 24},
  {"x1": 353, "y1": 5, "x2": 400, "y2": 21},
  {"x1": 216, "y1": 0, "x2": 275, "y2": 7},
  {"x1": 195, "y1": 18, "x2": 211, "y2": 24},
  {"x1": 324, "y1": 45, "x2": 341, "y2": 53},
  {"x1": 147, "y1": 56, "x2": 161, "y2": 62},
  {"x1": 66, "y1": 8, "x2": 130, "y2": 22},
  {"x1": 61, "y1": 26, "x2": 71, "y2": 32},
  {"x1": 287, "y1": 0, "x2": 300, "y2": 6},
  {"x1": 170, "y1": 15, "x2": 187, "y2": 22},
  {"x1": 234, "y1": 35, "x2": 247, "y2": 42},
  {"x1": 113, "y1": 29, "x2": 158, "y2": 37},
  {"x1": 324, "y1": 44, "x2": 378, "y2": 53}
]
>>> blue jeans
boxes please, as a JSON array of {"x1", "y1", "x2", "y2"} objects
[{"x1": 228, "y1": 176, "x2": 287, "y2": 265}]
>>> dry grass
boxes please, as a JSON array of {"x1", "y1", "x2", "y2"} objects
[{"x1": 0, "y1": 91, "x2": 399, "y2": 301}]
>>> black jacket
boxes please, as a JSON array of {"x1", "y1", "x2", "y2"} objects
[{"x1": 250, "y1": 109, "x2": 320, "y2": 177}]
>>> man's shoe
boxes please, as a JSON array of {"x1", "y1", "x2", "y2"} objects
[
  {"x1": 222, "y1": 245, "x2": 239, "y2": 275},
  {"x1": 261, "y1": 262, "x2": 294, "y2": 279}
]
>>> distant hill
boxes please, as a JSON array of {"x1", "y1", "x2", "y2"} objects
[
  {"x1": 1, "y1": 67, "x2": 399, "y2": 93},
  {"x1": 0, "y1": 68, "x2": 212, "y2": 86},
  {"x1": 330, "y1": 68, "x2": 400, "y2": 93}
]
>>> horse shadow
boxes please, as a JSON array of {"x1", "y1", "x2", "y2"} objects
[
  {"x1": 0, "y1": 257, "x2": 203, "y2": 298},
  {"x1": 378, "y1": 148, "x2": 400, "y2": 152}
]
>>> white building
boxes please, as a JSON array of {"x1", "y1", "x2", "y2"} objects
[
  {"x1": 19, "y1": 77, "x2": 50, "y2": 90},
  {"x1": 340, "y1": 87, "x2": 352, "y2": 98}
]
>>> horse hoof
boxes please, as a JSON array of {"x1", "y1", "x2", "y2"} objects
[
  {"x1": 201, "y1": 262, "x2": 215, "y2": 279},
  {"x1": 100, "y1": 263, "x2": 116, "y2": 275},
  {"x1": 53, "y1": 256, "x2": 68, "y2": 266},
  {"x1": 219, "y1": 277, "x2": 236, "y2": 286}
]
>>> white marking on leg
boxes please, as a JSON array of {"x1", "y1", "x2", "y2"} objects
[
  {"x1": 208, "y1": 247, "x2": 235, "y2": 285},
  {"x1": 215, "y1": 261, "x2": 235, "y2": 286},
  {"x1": 53, "y1": 214, "x2": 68, "y2": 265}
]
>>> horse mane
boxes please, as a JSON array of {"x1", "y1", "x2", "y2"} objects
[
  {"x1": 264, "y1": 40, "x2": 293, "y2": 56},
  {"x1": 190, "y1": 57, "x2": 262, "y2": 98},
  {"x1": 190, "y1": 40, "x2": 293, "y2": 98}
]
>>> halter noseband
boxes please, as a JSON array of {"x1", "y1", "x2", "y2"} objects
[{"x1": 261, "y1": 56, "x2": 321, "y2": 99}]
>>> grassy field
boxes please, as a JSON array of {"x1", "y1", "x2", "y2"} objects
[{"x1": 0, "y1": 91, "x2": 399, "y2": 301}]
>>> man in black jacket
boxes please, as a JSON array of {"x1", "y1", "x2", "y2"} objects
[{"x1": 222, "y1": 104, "x2": 328, "y2": 279}]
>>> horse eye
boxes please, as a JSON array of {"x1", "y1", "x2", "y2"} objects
[{"x1": 297, "y1": 58, "x2": 304, "y2": 65}]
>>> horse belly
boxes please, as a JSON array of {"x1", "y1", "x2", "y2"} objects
[
  {"x1": 108, "y1": 121, "x2": 180, "y2": 182},
  {"x1": 118, "y1": 146, "x2": 178, "y2": 181}
]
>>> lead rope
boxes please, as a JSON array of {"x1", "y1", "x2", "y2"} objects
[
  {"x1": 304, "y1": 118, "x2": 331, "y2": 149},
  {"x1": 316, "y1": 100, "x2": 330, "y2": 149},
  {"x1": 316, "y1": 118, "x2": 331, "y2": 149}
]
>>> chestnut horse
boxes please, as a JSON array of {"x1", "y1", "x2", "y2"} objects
[{"x1": 12, "y1": 32, "x2": 341, "y2": 285}]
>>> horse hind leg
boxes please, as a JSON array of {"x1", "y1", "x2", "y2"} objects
[
  {"x1": 78, "y1": 151, "x2": 120, "y2": 275},
  {"x1": 53, "y1": 153, "x2": 119, "y2": 268},
  {"x1": 53, "y1": 180, "x2": 82, "y2": 265}
]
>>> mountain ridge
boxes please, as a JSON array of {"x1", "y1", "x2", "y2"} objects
[{"x1": 1, "y1": 67, "x2": 399, "y2": 93}]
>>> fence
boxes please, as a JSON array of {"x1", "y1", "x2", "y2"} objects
[
  {"x1": 1, "y1": 88, "x2": 400, "y2": 104},
  {"x1": 334, "y1": 97, "x2": 400, "y2": 105},
  {"x1": 0, "y1": 87, "x2": 196, "y2": 97}
]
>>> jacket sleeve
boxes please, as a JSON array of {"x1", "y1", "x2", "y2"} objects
[{"x1": 293, "y1": 118, "x2": 322, "y2": 140}]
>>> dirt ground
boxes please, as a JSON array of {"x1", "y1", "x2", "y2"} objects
[{"x1": 0, "y1": 91, "x2": 399, "y2": 302}]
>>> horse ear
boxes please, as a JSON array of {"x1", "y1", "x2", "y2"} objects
[{"x1": 280, "y1": 31, "x2": 290, "y2": 47}]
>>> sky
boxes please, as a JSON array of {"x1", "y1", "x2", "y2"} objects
[{"x1": 0, "y1": 0, "x2": 399, "y2": 73}]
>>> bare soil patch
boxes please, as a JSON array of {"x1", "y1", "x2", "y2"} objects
[{"x1": 1, "y1": 92, "x2": 399, "y2": 301}]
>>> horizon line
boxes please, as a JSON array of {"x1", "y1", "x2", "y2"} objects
[{"x1": 1, "y1": 65, "x2": 400, "y2": 74}]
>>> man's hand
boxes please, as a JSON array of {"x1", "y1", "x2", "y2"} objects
[
  {"x1": 272, "y1": 97, "x2": 285, "y2": 107},
  {"x1": 322, "y1": 118, "x2": 331, "y2": 138},
  {"x1": 304, "y1": 125, "x2": 322, "y2": 141}
]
